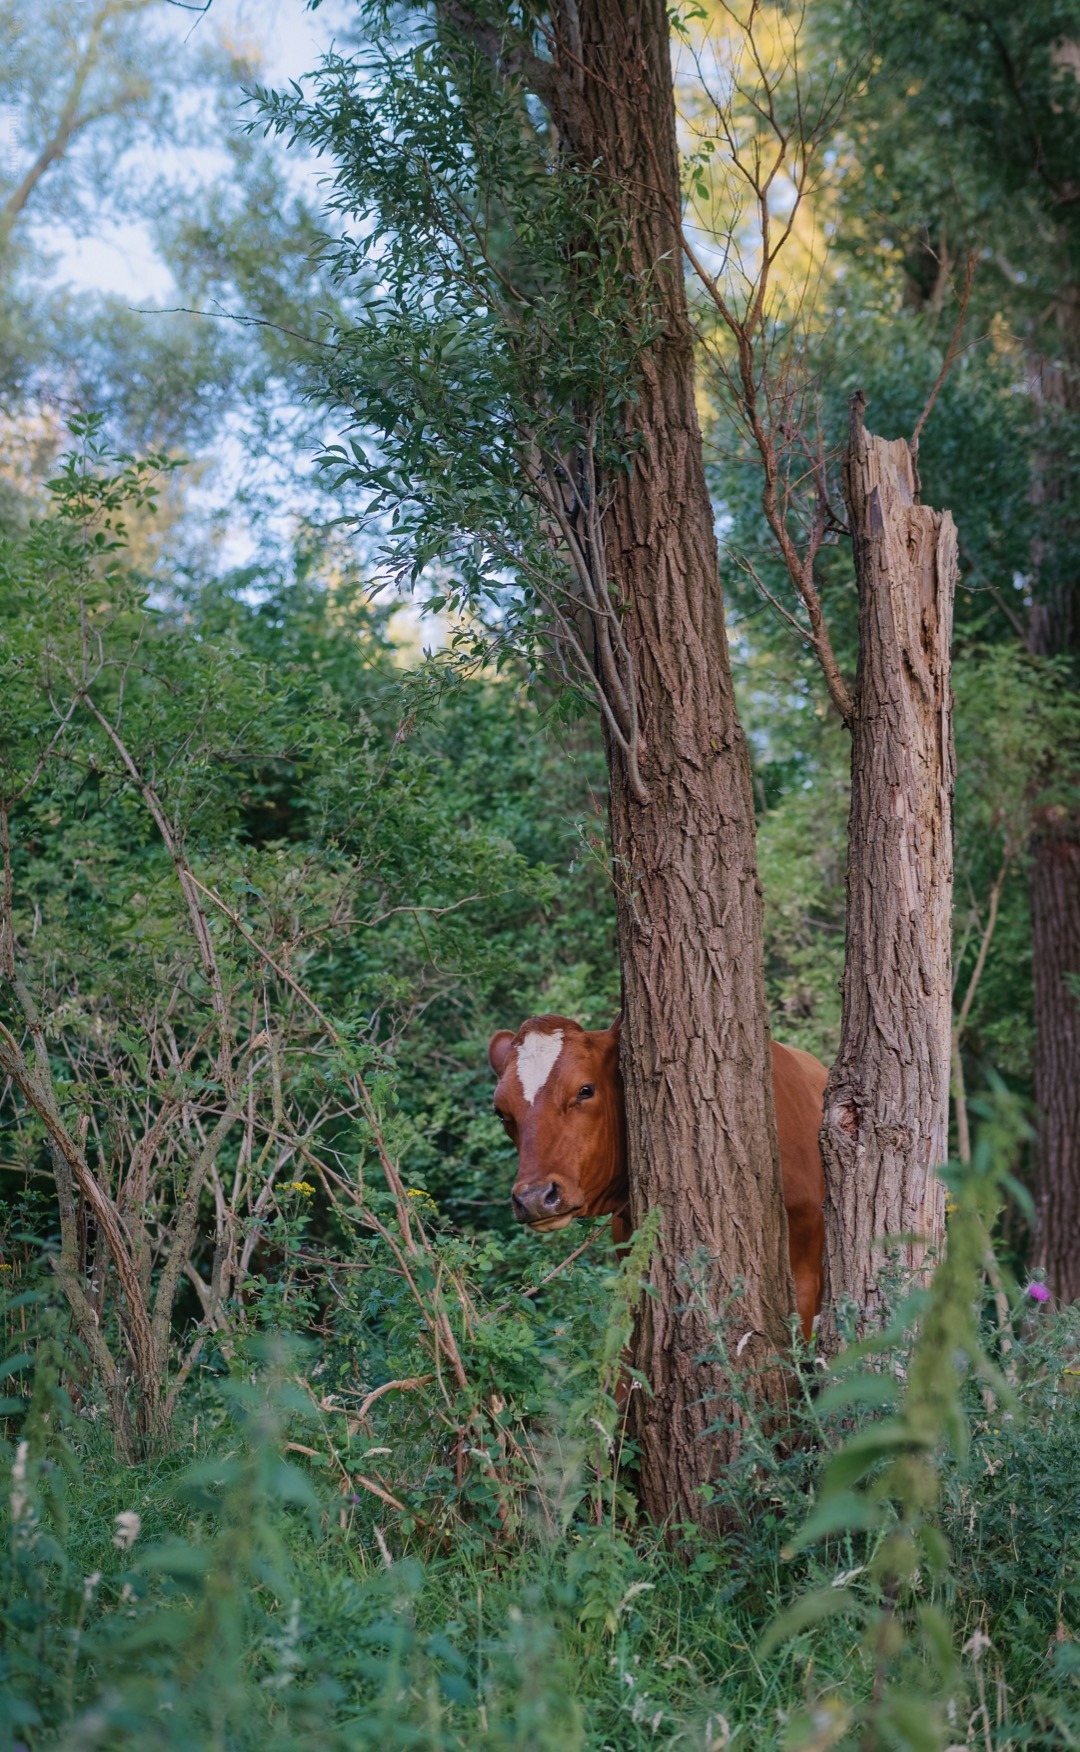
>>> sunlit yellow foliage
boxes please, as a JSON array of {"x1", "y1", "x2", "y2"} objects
[{"x1": 672, "y1": 1, "x2": 851, "y2": 345}]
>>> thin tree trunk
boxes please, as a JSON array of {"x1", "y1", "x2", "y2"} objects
[
  {"x1": 819, "y1": 395, "x2": 957, "y2": 1344},
  {"x1": 50, "y1": 1143, "x2": 138, "y2": 1461},
  {"x1": 1030, "y1": 808, "x2": 1080, "y2": 1300},
  {"x1": 952, "y1": 841, "x2": 1014, "y2": 1171},
  {"x1": 566, "y1": 0, "x2": 793, "y2": 1525}
]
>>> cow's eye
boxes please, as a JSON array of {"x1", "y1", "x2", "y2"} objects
[{"x1": 578, "y1": 1084, "x2": 595, "y2": 1101}]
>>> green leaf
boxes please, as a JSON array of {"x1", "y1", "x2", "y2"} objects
[
  {"x1": 783, "y1": 1489, "x2": 883, "y2": 1556},
  {"x1": 758, "y1": 1587, "x2": 862, "y2": 1657},
  {"x1": 814, "y1": 1372, "x2": 901, "y2": 1414},
  {"x1": 819, "y1": 1422, "x2": 914, "y2": 1493},
  {"x1": 139, "y1": 1540, "x2": 212, "y2": 1579},
  {"x1": 915, "y1": 1603, "x2": 957, "y2": 1678},
  {"x1": 876, "y1": 1690, "x2": 946, "y2": 1752},
  {"x1": 915, "y1": 1523, "x2": 951, "y2": 1576}
]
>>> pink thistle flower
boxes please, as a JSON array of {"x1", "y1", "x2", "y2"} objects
[{"x1": 1027, "y1": 1281, "x2": 1051, "y2": 1303}]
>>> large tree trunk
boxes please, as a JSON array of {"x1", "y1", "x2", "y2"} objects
[
  {"x1": 1030, "y1": 808, "x2": 1080, "y2": 1300},
  {"x1": 438, "y1": 0, "x2": 794, "y2": 1524},
  {"x1": 1027, "y1": 347, "x2": 1080, "y2": 1301},
  {"x1": 819, "y1": 396, "x2": 957, "y2": 1343},
  {"x1": 563, "y1": 0, "x2": 793, "y2": 1524}
]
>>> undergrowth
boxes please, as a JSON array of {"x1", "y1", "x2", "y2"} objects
[{"x1": 2, "y1": 1132, "x2": 1080, "y2": 1752}]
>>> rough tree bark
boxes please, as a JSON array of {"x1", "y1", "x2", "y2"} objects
[
  {"x1": 567, "y1": 0, "x2": 793, "y2": 1525},
  {"x1": 1030, "y1": 806, "x2": 1080, "y2": 1300},
  {"x1": 438, "y1": 0, "x2": 794, "y2": 1526},
  {"x1": 470, "y1": 0, "x2": 791, "y2": 1523},
  {"x1": 819, "y1": 395, "x2": 957, "y2": 1343},
  {"x1": 1028, "y1": 348, "x2": 1080, "y2": 1301}
]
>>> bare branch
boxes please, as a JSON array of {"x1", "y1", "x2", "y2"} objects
[
  {"x1": 911, "y1": 252, "x2": 978, "y2": 457},
  {"x1": 351, "y1": 1375, "x2": 435, "y2": 1429},
  {"x1": 79, "y1": 691, "x2": 237, "y2": 1090}
]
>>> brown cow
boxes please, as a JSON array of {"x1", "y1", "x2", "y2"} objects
[{"x1": 488, "y1": 1013, "x2": 827, "y2": 1340}]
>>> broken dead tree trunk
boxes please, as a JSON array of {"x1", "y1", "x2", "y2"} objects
[{"x1": 819, "y1": 394, "x2": 958, "y2": 1346}]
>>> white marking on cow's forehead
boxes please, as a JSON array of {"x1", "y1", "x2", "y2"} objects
[{"x1": 515, "y1": 1029, "x2": 563, "y2": 1105}]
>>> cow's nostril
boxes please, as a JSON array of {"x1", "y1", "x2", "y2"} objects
[
  {"x1": 511, "y1": 1193, "x2": 527, "y2": 1220},
  {"x1": 542, "y1": 1182, "x2": 561, "y2": 1208}
]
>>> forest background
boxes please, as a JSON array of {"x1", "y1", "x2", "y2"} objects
[{"x1": 0, "y1": 1, "x2": 1079, "y2": 1748}]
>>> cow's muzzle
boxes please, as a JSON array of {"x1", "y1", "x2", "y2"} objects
[{"x1": 511, "y1": 1179, "x2": 583, "y2": 1229}]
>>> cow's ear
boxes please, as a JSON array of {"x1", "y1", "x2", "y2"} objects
[
  {"x1": 606, "y1": 1015, "x2": 622, "y2": 1041},
  {"x1": 488, "y1": 1030, "x2": 515, "y2": 1076}
]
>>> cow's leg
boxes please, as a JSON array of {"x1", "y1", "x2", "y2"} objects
[
  {"x1": 786, "y1": 1205, "x2": 825, "y2": 1344},
  {"x1": 610, "y1": 1209, "x2": 633, "y2": 1250}
]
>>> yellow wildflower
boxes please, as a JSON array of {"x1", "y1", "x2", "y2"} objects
[{"x1": 286, "y1": 1181, "x2": 315, "y2": 1199}]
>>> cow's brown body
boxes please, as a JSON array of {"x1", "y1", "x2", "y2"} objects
[{"x1": 489, "y1": 1014, "x2": 826, "y2": 1340}]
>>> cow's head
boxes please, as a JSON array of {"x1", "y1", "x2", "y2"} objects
[{"x1": 488, "y1": 1014, "x2": 626, "y2": 1231}]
